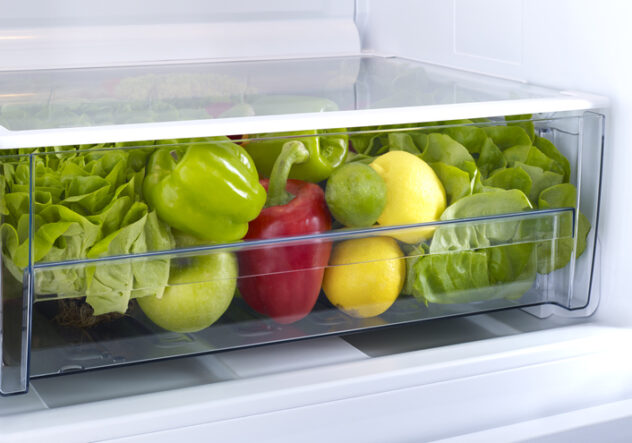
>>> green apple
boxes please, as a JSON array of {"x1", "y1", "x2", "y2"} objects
[{"x1": 138, "y1": 252, "x2": 237, "y2": 333}]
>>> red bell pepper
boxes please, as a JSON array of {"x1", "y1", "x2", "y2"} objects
[{"x1": 239, "y1": 141, "x2": 332, "y2": 324}]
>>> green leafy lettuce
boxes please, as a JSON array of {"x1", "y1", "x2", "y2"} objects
[
  {"x1": 349, "y1": 116, "x2": 591, "y2": 305},
  {"x1": 0, "y1": 143, "x2": 175, "y2": 315}
]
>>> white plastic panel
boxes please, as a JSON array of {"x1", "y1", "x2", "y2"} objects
[
  {"x1": 2, "y1": 322, "x2": 632, "y2": 442},
  {"x1": 0, "y1": 55, "x2": 606, "y2": 148},
  {"x1": 1, "y1": 0, "x2": 354, "y2": 27},
  {"x1": 0, "y1": 0, "x2": 358, "y2": 70},
  {"x1": 453, "y1": 0, "x2": 523, "y2": 64}
]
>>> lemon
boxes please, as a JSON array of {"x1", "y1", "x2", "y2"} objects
[
  {"x1": 323, "y1": 237, "x2": 405, "y2": 318},
  {"x1": 370, "y1": 151, "x2": 446, "y2": 243}
]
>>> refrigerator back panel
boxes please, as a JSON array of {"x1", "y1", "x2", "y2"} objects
[{"x1": 0, "y1": 0, "x2": 359, "y2": 70}]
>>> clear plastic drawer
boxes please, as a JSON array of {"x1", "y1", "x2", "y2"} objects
[{"x1": 0, "y1": 112, "x2": 604, "y2": 394}]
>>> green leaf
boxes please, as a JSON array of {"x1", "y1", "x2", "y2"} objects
[
  {"x1": 515, "y1": 162, "x2": 564, "y2": 204},
  {"x1": 525, "y1": 146, "x2": 565, "y2": 176},
  {"x1": 483, "y1": 167, "x2": 532, "y2": 197},
  {"x1": 503, "y1": 145, "x2": 531, "y2": 166},
  {"x1": 431, "y1": 189, "x2": 533, "y2": 253},
  {"x1": 61, "y1": 175, "x2": 112, "y2": 214},
  {"x1": 576, "y1": 212, "x2": 591, "y2": 258},
  {"x1": 0, "y1": 144, "x2": 174, "y2": 316},
  {"x1": 439, "y1": 189, "x2": 532, "y2": 221},
  {"x1": 402, "y1": 243, "x2": 428, "y2": 297},
  {"x1": 344, "y1": 152, "x2": 374, "y2": 165},
  {"x1": 536, "y1": 183, "x2": 591, "y2": 273},
  {"x1": 421, "y1": 133, "x2": 476, "y2": 174},
  {"x1": 4, "y1": 192, "x2": 29, "y2": 221},
  {"x1": 534, "y1": 136, "x2": 571, "y2": 182},
  {"x1": 131, "y1": 211, "x2": 175, "y2": 299},
  {"x1": 505, "y1": 114, "x2": 535, "y2": 142},
  {"x1": 0, "y1": 175, "x2": 8, "y2": 215},
  {"x1": 486, "y1": 243, "x2": 536, "y2": 300},
  {"x1": 409, "y1": 191, "x2": 538, "y2": 305},
  {"x1": 483, "y1": 126, "x2": 532, "y2": 150},
  {"x1": 84, "y1": 203, "x2": 174, "y2": 315},
  {"x1": 387, "y1": 132, "x2": 423, "y2": 154},
  {"x1": 477, "y1": 138, "x2": 506, "y2": 177},
  {"x1": 349, "y1": 128, "x2": 386, "y2": 156},
  {"x1": 38, "y1": 205, "x2": 101, "y2": 255},
  {"x1": 429, "y1": 162, "x2": 472, "y2": 205},
  {"x1": 440, "y1": 125, "x2": 488, "y2": 154},
  {"x1": 410, "y1": 250, "x2": 491, "y2": 304},
  {"x1": 538, "y1": 182, "x2": 577, "y2": 208},
  {"x1": 0, "y1": 223, "x2": 23, "y2": 281},
  {"x1": 86, "y1": 207, "x2": 149, "y2": 315}
]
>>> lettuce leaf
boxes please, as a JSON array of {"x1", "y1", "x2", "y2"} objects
[
  {"x1": 440, "y1": 125, "x2": 488, "y2": 155},
  {"x1": 536, "y1": 183, "x2": 591, "y2": 273},
  {"x1": 429, "y1": 162, "x2": 472, "y2": 205},
  {"x1": 483, "y1": 126, "x2": 532, "y2": 150},
  {"x1": 534, "y1": 136, "x2": 571, "y2": 182},
  {"x1": 525, "y1": 146, "x2": 566, "y2": 176},
  {"x1": 410, "y1": 245, "x2": 537, "y2": 305},
  {"x1": 483, "y1": 167, "x2": 532, "y2": 197},
  {"x1": 85, "y1": 203, "x2": 173, "y2": 315},
  {"x1": 505, "y1": 114, "x2": 535, "y2": 142},
  {"x1": 0, "y1": 144, "x2": 174, "y2": 315},
  {"x1": 430, "y1": 189, "x2": 533, "y2": 253},
  {"x1": 410, "y1": 250, "x2": 491, "y2": 304},
  {"x1": 515, "y1": 161, "x2": 564, "y2": 203},
  {"x1": 477, "y1": 138, "x2": 507, "y2": 177},
  {"x1": 387, "y1": 132, "x2": 423, "y2": 155},
  {"x1": 348, "y1": 117, "x2": 589, "y2": 307},
  {"x1": 420, "y1": 133, "x2": 477, "y2": 176},
  {"x1": 409, "y1": 189, "x2": 537, "y2": 305}
]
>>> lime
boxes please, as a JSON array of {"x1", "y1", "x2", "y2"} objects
[
  {"x1": 322, "y1": 237, "x2": 405, "y2": 318},
  {"x1": 325, "y1": 163, "x2": 387, "y2": 227}
]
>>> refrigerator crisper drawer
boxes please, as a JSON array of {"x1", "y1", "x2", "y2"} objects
[{"x1": 0, "y1": 56, "x2": 605, "y2": 395}]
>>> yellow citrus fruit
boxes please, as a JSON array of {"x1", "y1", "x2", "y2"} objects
[
  {"x1": 370, "y1": 151, "x2": 446, "y2": 243},
  {"x1": 322, "y1": 237, "x2": 405, "y2": 318}
]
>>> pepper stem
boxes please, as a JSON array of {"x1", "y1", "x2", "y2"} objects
[{"x1": 265, "y1": 141, "x2": 310, "y2": 207}]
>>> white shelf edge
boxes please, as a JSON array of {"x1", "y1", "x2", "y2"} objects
[
  {"x1": 1, "y1": 324, "x2": 629, "y2": 442},
  {"x1": 0, "y1": 95, "x2": 607, "y2": 149}
]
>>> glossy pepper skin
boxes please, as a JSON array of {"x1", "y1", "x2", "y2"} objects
[
  {"x1": 143, "y1": 137, "x2": 266, "y2": 242},
  {"x1": 243, "y1": 129, "x2": 348, "y2": 183},
  {"x1": 238, "y1": 141, "x2": 332, "y2": 324}
]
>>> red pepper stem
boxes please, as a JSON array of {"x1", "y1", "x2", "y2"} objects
[{"x1": 265, "y1": 141, "x2": 310, "y2": 207}]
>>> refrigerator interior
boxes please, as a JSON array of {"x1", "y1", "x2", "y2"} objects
[{"x1": 0, "y1": 0, "x2": 631, "y2": 441}]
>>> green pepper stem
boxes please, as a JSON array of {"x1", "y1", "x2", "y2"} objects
[{"x1": 265, "y1": 141, "x2": 310, "y2": 207}]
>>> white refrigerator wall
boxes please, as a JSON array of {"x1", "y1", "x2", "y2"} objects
[
  {"x1": 0, "y1": 0, "x2": 358, "y2": 69},
  {"x1": 359, "y1": 0, "x2": 632, "y2": 325}
]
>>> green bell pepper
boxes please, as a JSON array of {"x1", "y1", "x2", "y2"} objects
[
  {"x1": 143, "y1": 137, "x2": 266, "y2": 242},
  {"x1": 243, "y1": 129, "x2": 348, "y2": 183}
]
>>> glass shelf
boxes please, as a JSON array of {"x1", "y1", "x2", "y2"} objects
[{"x1": 0, "y1": 55, "x2": 606, "y2": 148}]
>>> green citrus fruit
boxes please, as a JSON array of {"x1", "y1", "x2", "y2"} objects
[{"x1": 325, "y1": 162, "x2": 387, "y2": 227}]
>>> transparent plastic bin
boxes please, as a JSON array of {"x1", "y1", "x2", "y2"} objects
[{"x1": 0, "y1": 113, "x2": 604, "y2": 395}]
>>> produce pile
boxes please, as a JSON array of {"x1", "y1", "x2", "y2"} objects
[{"x1": 0, "y1": 116, "x2": 590, "y2": 332}]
